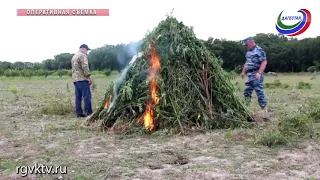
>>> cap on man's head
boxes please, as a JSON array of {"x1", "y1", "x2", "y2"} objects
[
  {"x1": 242, "y1": 37, "x2": 254, "y2": 46},
  {"x1": 79, "y1": 44, "x2": 91, "y2": 50}
]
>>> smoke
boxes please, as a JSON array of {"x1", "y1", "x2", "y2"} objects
[
  {"x1": 116, "y1": 41, "x2": 143, "y2": 69},
  {"x1": 107, "y1": 52, "x2": 143, "y2": 112},
  {"x1": 126, "y1": 41, "x2": 143, "y2": 57},
  {"x1": 105, "y1": 41, "x2": 143, "y2": 112}
]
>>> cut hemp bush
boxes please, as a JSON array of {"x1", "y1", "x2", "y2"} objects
[
  {"x1": 296, "y1": 81, "x2": 312, "y2": 89},
  {"x1": 41, "y1": 95, "x2": 74, "y2": 115},
  {"x1": 264, "y1": 79, "x2": 290, "y2": 89},
  {"x1": 8, "y1": 84, "x2": 18, "y2": 101},
  {"x1": 85, "y1": 16, "x2": 253, "y2": 133}
]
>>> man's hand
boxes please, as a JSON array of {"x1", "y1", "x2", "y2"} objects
[
  {"x1": 240, "y1": 72, "x2": 246, "y2": 79},
  {"x1": 256, "y1": 73, "x2": 261, "y2": 80},
  {"x1": 241, "y1": 63, "x2": 247, "y2": 79},
  {"x1": 88, "y1": 77, "x2": 92, "y2": 85}
]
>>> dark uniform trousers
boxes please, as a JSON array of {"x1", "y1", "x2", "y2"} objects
[{"x1": 73, "y1": 80, "x2": 92, "y2": 116}]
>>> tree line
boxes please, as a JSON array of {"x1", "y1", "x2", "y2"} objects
[
  {"x1": 0, "y1": 33, "x2": 319, "y2": 77},
  {"x1": 203, "y1": 33, "x2": 320, "y2": 73}
]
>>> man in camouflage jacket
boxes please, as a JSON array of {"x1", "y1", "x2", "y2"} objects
[
  {"x1": 71, "y1": 44, "x2": 93, "y2": 117},
  {"x1": 240, "y1": 37, "x2": 268, "y2": 111}
]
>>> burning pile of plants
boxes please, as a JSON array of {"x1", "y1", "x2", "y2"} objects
[{"x1": 85, "y1": 16, "x2": 253, "y2": 133}]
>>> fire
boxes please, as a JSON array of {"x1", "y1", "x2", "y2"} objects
[
  {"x1": 104, "y1": 95, "x2": 112, "y2": 109},
  {"x1": 141, "y1": 40, "x2": 161, "y2": 131},
  {"x1": 150, "y1": 78, "x2": 160, "y2": 104},
  {"x1": 143, "y1": 101, "x2": 154, "y2": 131}
]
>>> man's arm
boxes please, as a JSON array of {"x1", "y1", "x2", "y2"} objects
[
  {"x1": 258, "y1": 61, "x2": 267, "y2": 74},
  {"x1": 258, "y1": 49, "x2": 267, "y2": 74},
  {"x1": 80, "y1": 54, "x2": 91, "y2": 78},
  {"x1": 242, "y1": 63, "x2": 247, "y2": 74}
]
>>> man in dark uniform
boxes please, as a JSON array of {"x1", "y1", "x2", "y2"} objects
[{"x1": 240, "y1": 37, "x2": 267, "y2": 111}]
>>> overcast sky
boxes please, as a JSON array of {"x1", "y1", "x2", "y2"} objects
[{"x1": 0, "y1": 0, "x2": 318, "y2": 63}]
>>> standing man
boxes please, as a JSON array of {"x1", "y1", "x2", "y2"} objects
[
  {"x1": 71, "y1": 44, "x2": 93, "y2": 117},
  {"x1": 240, "y1": 37, "x2": 267, "y2": 111}
]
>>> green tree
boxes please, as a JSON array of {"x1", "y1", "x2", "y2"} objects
[{"x1": 1, "y1": 34, "x2": 320, "y2": 76}]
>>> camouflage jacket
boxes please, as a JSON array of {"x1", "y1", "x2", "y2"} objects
[
  {"x1": 245, "y1": 45, "x2": 267, "y2": 71},
  {"x1": 71, "y1": 50, "x2": 91, "y2": 82}
]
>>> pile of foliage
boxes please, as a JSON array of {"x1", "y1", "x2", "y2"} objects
[{"x1": 86, "y1": 16, "x2": 253, "y2": 133}]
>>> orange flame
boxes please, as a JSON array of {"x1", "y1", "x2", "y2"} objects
[
  {"x1": 143, "y1": 101, "x2": 154, "y2": 131},
  {"x1": 141, "y1": 40, "x2": 161, "y2": 131},
  {"x1": 104, "y1": 95, "x2": 112, "y2": 109},
  {"x1": 150, "y1": 78, "x2": 160, "y2": 104}
]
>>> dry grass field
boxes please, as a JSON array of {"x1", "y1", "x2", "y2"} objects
[{"x1": 0, "y1": 74, "x2": 319, "y2": 180}]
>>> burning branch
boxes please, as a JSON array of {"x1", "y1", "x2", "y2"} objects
[
  {"x1": 104, "y1": 95, "x2": 113, "y2": 109},
  {"x1": 139, "y1": 39, "x2": 161, "y2": 131}
]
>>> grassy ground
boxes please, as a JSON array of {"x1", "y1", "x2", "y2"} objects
[{"x1": 0, "y1": 74, "x2": 319, "y2": 180}]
